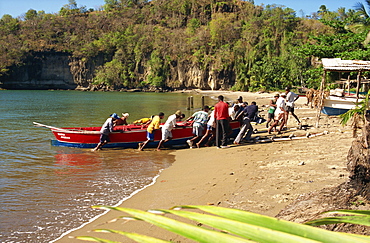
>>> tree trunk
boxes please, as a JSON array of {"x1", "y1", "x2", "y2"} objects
[{"x1": 347, "y1": 113, "x2": 370, "y2": 199}]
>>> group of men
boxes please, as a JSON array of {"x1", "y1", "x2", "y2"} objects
[
  {"x1": 150, "y1": 95, "x2": 259, "y2": 150},
  {"x1": 267, "y1": 87, "x2": 300, "y2": 134},
  {"x1": 210, "y1": 95, "x2": 259, "y2": 148},
  {"x1": 93, "y1": 88, "x2": 300, "y2": 151}
]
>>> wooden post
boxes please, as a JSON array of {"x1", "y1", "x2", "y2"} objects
[
  {"x1": 347, "y1": 75, "x2": 350, "y2": 96},
  {"x1": 316, "y1": 70, "x2": 326, "y2": 128},
  {"x1": 190, "y1": 96, "x2": 193, "y2": 109},
  {"x1": 201, "y1": 96, "x2": 205, "y2": 108},
  {"x1": 356, "y1": 71, "x2": 361, "y2": 103},
  {"x1": 187, "y1": 96, "x2": 191, "y2": 110}
]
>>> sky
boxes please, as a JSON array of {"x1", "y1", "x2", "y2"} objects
[
  {"x1": 0, "y1": 0, "x2": 360, "y2": 18},
  {"x1": 0, "y1": 0, "x2": 105, "y2": 17},
  {"x1": 253, "y1": 0, "x2": 356, "y2": 16}
]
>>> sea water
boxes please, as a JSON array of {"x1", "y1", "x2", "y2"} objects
[{"x1": 0, "y1": 90, "x2": 214, "y2": 243}]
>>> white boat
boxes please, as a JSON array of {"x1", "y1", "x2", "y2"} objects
[
  {"x1": 321, "y1": 95, "x2": 363, "y2": 116},
  {"x1": 318, "y1": 58, "x2": 370, "y2": 117}
]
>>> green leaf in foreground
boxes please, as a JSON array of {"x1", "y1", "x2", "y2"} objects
[
  {"x1": 305, "y1": 216, "x2": 370, "y2": 227},
  {"x1": 77, "y1": 229, "x2": 170, "y2": 243},
  {"x1": 306, "y1": 209, "x2": 370, "y2": 227},
  {"x1": 175, "y1": 205, "x2": 370, "y2": 243},
  {"x1": 83, "y1": 206, "x2": 370, "y2": 243},
  {"x1": 159, "y1": 209, "x2": 317, "y2": 243},
  {"x1": 328, "y1": 209, "x2": 370, "y2": 216},
  {"x1": 76, "y1": 236, "x2": 120, "y2": 243},
  {"x1": 93, "y1": 206, "x2": 252, "y2": 243}
]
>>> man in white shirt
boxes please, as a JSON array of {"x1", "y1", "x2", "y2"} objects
[
  {"x1": 268, "y1": 93, "x2": 286, "y2": 134},
  {"x1": 156, "y1": 110, "x2": 182, "y2": 151},
  {"x1": 285, "y1": 87, "x2": 301, "y2": 125},
  {"x1": 229, "y1": 104, "x2": 240, "y2": 121}
]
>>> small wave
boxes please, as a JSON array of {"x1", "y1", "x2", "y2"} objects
[{"x1": 50, "y1": 169, "x2": 164, "y2": 243}]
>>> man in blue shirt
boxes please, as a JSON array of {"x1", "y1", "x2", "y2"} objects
[
  {"x1": 186, "y1": 106, "x2": 210, "y2": 148},
  {"x1": 92, "y1": 113, "x2": 120, "y2": 151},
  {"x1": 244, "y1": 101, "x2": 258, "y2": 121},
  {"x1": 234, "y1": 101, "x2": 258, "y2": 144}
]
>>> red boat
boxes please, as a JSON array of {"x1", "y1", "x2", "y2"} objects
[{"x1": 33, "y1": 121, "x2": 241, "y2": 149}]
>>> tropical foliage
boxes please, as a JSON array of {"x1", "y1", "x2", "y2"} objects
[
  {"x1": 339, "y1": 90, "x2": 370, "y2": 137},
  {"x1": 1, "y1": 0, "x2": 370, "y2": 90},
  {"x1": 76, "y1": 205, "x2": 370, "y2": 243}
]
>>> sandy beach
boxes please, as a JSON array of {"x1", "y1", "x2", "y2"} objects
[{"x1": 55, "y1": 90, "x2": 353, "y2": 242}]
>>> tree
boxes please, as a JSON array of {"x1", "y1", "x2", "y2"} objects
[
  {"x1": 25, "y1": 9, "x2": 38, "y2": 20},
  {"x1": 93, "y1": 59, "x2": 126, "y2": 88},
  {"x1": 353, "y1": 0, "x2": 370, "y2": 44},
  {"x1": 354, "y1": 0, "x2": 370, "y2": 20},
  {"x1": 59, "y1": 0, "x2": 87, "y2": 16}
]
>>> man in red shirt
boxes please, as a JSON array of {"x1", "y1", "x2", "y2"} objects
[{"x1": 214, "y1": 95, "x2": 230, "y2": 148}]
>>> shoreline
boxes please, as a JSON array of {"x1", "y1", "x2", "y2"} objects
[
  {"x1": 56, "y1": 90, "x2": 353, "y2": 242},
  {"x1": 51, "y1": 171, "x2": 165, "y2": 243}
]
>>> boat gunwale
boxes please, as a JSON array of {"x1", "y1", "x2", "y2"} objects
[{"x1": 51, "y1": 123, "x2": 194, "y2": 135}]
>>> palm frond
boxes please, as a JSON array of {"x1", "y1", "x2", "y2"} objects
[
  {"x1": 78, "y1": 206, "x2": 370, "y2": 243},
  {"x1": 340, "y1": 90, "x2": 370, "y2": 126},
  {"x1": 354, "y1": 2, "x2": 370, "y2": 18},
  {"x1": 306, "y1": 209, "x2": 370, "y2": 227}
]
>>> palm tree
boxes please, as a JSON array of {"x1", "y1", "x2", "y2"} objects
[
  {"x1": 340, "y1": 90, "x2": 370, "y2": 138},
  {"x1": 354, "y1": 0, "x2": 370, "y2": 19},
  {"x1": 353, "y1": 0, "x2": 370, "y2": 44}
]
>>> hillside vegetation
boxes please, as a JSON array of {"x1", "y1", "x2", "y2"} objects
[{"x1": 1, "y1": 0, "x2": 369, "y2": 91}]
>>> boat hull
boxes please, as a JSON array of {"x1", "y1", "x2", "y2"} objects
[
  {"x1": 321, "y1": 95, "x2": 364, "y2": 116},
  {"x1": 51, "y1": 121, "x2": 241, "y2": 148},
  {"x1": 321, "y1": 107, "x2": 349, "y2": 116}
]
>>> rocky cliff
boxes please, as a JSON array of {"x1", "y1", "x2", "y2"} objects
[
  {"x1": 0, "y1": 52, "x2": 76, "y2": 90},
  {"x1": 0, "y1": 52, "x2": 236, "y2": 91}
]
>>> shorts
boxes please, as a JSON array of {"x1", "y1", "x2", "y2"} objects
[
  {"x1": 100, "y1": 134, "x2": 110, "y2": 143},
  {"x1": 275, "y1": 112, "x2": 285, "y2": 121},
  {"x1": 161, "y1": 128, "x2": 172, "y2": 140},
  {"x1": 146, "y1": 131, "x2": 154, "y2": 141},
  {"x1": 192, "y1": 124, "x2": 204, "y2": 136},
  {"x1": 268, "y1": 113, "x2": 274, "y2": 119},
  {"x1": 287, "y1": 106, "x2": 294, "y2": 112},
  {"x1": 206, "y1": 124, "x2": 213, "y2": 130}
]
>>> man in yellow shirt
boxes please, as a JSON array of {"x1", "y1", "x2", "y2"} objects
[{"x1": 138, "y1": 112, "x2": 165, "y2": 151}]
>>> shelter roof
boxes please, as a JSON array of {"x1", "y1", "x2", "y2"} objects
[{"x1": 322, "y1": 58, "x2": 370, "y2": 71}]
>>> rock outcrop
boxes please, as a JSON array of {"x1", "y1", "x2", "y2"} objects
[
  {"x1": 1, "y1": 52, "x2": 76, "y2": 90},
  {"x1": 0, "y1": 52, "x2": 236, "y2": 91}
]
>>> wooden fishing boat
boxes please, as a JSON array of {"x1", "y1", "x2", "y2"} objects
[
  {"x1": 33, "y1": 121, "x2": 241, "y2": 149},
  {"x1": 321, "y1": 95, "x2": 364, "y2": 116}
]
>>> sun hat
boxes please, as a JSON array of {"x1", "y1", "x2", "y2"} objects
[
  {"x1": 280, "y1": 92, "x2": 287, "y2": 97},
  {"x1": 175, "y1": 110, "x2": 182, "y2": 116},
  {"x1": 110, "y1": 113, "x2": 120, "y2": 119},
  {"x1": 122, "y1": 113, "x2": 129, "y2": 118},
  {"x1": 274, "y1": 93, "x2": 280, "y2": 97}
]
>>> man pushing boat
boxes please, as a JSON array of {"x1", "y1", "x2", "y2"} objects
[
  {"x1": 92, "y1": 113, "x2": 120, "y2": 151},
  {"x1": 138, "y1": 112, "x2": 165, "y2": 151},
  {"x1": 156, "y1": 110, "x2": 182, "y2": 151}
]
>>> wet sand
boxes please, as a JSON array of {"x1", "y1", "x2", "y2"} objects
[{"x1": 55, "y1": 90, "x2": 352, "y2": 242}]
